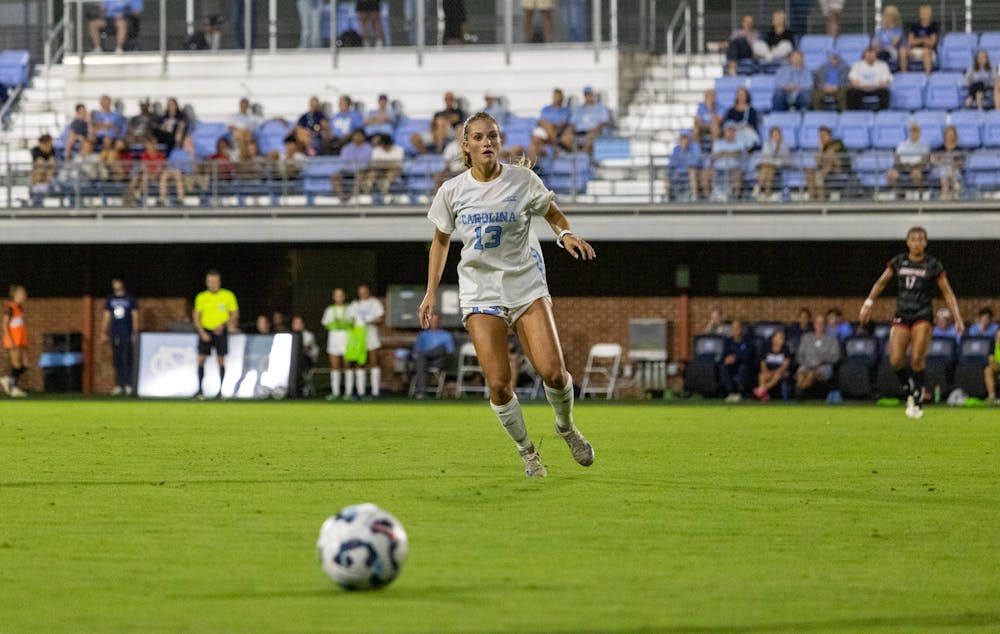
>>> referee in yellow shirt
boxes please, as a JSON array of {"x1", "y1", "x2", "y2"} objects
[{"x1": 193, "y1": 269, "x2": 240, "y2": 399}]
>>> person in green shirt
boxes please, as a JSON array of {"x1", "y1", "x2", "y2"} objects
[
  {"x1": 193, "y1": 269, "x2": 240, "y2": 399},
  {"x1": 320, "y1": 287, "x2": 351, "y2": 400}
]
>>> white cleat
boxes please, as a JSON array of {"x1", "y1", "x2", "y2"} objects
[
  {"x1": 10, "y1": 386, "x2": 27, "y2": 398},
  {"x1": 557, "y1": 425, "x2": 595, "y2": 467},
  {"x1": 905, "y1": 395, "x2": 924, "y2": 419},
  {"x1": 519, "y1": 443, "x2": 548, "y2": 478},
  {"x1": 0, "y1": 376, "x2": 9, "y2": 395}
]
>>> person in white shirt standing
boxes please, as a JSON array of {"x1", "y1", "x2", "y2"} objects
[
  {"x1": 320, "y1": 288, "x2": 351, "y2": 400},
  {"x1": 346, "y1": 284, "x2": 385, "y2": 399},
  {"x1": 847, "y1": 46, "x2": 893, "y2": 110},
  {"x1": 418, "y1": 112, "x2": 596, "y2": 478},
  {"x1": 887, "y1": 122, "x2": 931, "y2": 195}
]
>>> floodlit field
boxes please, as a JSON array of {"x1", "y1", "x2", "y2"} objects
[{"x1": 1, "y1": 400, "x2": 998, "y2": 633}]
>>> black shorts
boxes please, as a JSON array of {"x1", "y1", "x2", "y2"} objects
[
  {"x1": 892, "y1": 315, "x2": 932, "y2": 329},
  {"x1": 356, "y1": 0, "x2": 381, "y2": 11},
  {"x1": 198, "y1": 331, "x2": 229, "y2": 356}
]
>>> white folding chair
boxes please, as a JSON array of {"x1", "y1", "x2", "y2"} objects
[
  {"x1": 454, "y1": 341, "x2": 488, "y2": 397},
  {"x1": 579, "y1": 343, "x2": 623, "y2": 399}
]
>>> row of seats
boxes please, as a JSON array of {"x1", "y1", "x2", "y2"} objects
[
  {"x1": 0, "y1": 49, "x2": 29, "y2": 88},
  {"x1": 800, "y1": 31, "x2": 1000, "y2": 72}
]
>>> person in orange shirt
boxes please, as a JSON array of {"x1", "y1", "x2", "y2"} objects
[{"x1": 1, "y1": 284, "x2": 29, "y2": 397}]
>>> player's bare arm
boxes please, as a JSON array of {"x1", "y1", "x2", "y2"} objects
[
  {"x1": 860, "y1": 265, "x2": 894, "y2": 323},
  {"x1": 544, "y1": 203, "x2": 595, "y2": 261},
  {"x1": 227, "y1": 309, "x2": 240, "y2": 334},
  {"x1": 938, "y1": 276, "x2": 963, "y2": 335},
  {"x1": 193, "y1": 309, "x2": 210, "y2": 341},
  {"x1": 419, "y1": 228, "x2": 451, "y2": 328},
  {"x1": 100, "y1": 310, "x2": 111, "y2": 343}
]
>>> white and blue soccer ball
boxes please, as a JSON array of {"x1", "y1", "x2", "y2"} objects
[{"x1": 317, "y1": 503, "x2": 409, "y2": 590}]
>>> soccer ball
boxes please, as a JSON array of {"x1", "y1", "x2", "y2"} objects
[{"x1": 316, "y1": 503, "x2": 409, "y2": 590}]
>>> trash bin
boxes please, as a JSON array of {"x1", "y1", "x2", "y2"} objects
[{"x1": 40, "y1": 332, "x2": 83, "y2": 392}]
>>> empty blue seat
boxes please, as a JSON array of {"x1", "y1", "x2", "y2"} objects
[
  {"x1": 749, "y1": 75, "x2": 776, "y2": 113},
  {"x1": 799, "y1": 111, "x2": 837, "y2": 150},
  {"x1": 302, "y1": 157, "x2": 349, "y2": 199},
  {"x1": 800, "y1": 34, "x2": 834, "y2": 54},
  {"x1": 912, "y1": 110, "x2": 946, "y2": 148},
  {"x1": 890, "y1": 73, "x2": 927, "y2": 110},
  {"x1": 393, "y1": 117, "x2": 431, "y2": 155},
  {"x1": 781, "y1": 151, "x2": 816, "y2": 189},
  {"x1": 592, "y1": 138, "x2": 631, "y2": 161},
  {"x1": 803, "y1": 49, "x2": 830, "y2": 71},
  {"x1": 835, "y1": 34, "x2": 870, "y2": 63},
  {"x1": 192, "y1": 122, "x2": 229, "y2": 159},
  {"x1": 940, "y1": 32, "x2": 978, "y2": 71},
  {"x1": 0, "y1": 50, "x2": 29, "y2": 87},
  {"x1": 965, "y1": 150, "x2": 1000, "y2": 189},
  {"x1": 983, "y1": 110, "x2": 1000, "y2": 147},
  {"x1": 950, "y1": 110, "x2": 983, "y2": 148},
  {"x1": 715, "y1": 76, "x2": 749, "y2": 110},
  {"x1": 838, "y1": 111, "x2": 874, "y2": 150},
  {"x1": 853, "y1": 152, "x2": 892, "y2": 188},
  {"x1": 979, "y1": 32, "x2": 1000, "y2": 56},
  {"x1": 762, "y1": 111, "x2": 801, "y2": 149},
  {"x1": 925, "y1": 73, "x2": 964, "y2": 110},
  {"x1": 872, "y1": 111, "x2": 909, "y2": 149}
]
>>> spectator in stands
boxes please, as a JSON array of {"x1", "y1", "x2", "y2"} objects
[
  {"x1": 410, "y1": 312, "x2": 455, "y2": 399},
  {"x1": 704, "y1": 306, "x2": 726, "y2": 335},
  {"x1": 847, "y1": 46, "x2": 892, "y2": 111},
  {"x1": 787, "y1": 307, "x2": 813, "y2": 342},
  {"x1": 932, "y1": 307, "x2": 959, "y2": 339},
  {"x1": 562, "y1": 86, "x2": 611, "y2": 154},
  {"x1": 58, "y1": 138, "x2": 100, "y2": 188},
  {"x1": 434, "y1": 122, "x2": 466, "y2": 192},
  {"x1": 126, "y1": 99, "x2": 159, "y2": 146},
  {"x1": 720, "y1": 318, "x2": 754, "y2": 402},
  {"x1": 932, "y1": 125, "x2": 963, "y2": 200},
  {"x1": 483, "y1": 93, "x2": 509, "y2": 125},
  {"x1": 99, "y1": 137, "x2": 131, "y2": 181},
  {"x1": 825, "y1": 308, "x2": 854, "y2": 340},
  {"x1": 332, "y1": 129, "x2": 372, "y2": 202},
  {"x1": 873, "y1": 5, "x2": 903, "y2": 70},
  {"x1": 709, "y1": 121, "x2": 745, "y2": 201},
  {"x1": 887, "y1": 123, "x2": 930, "y2": 195},
  {"x1": 666, "y1": 131, "x2": 701, "y2": 202},
  {"x1": 724, "y1": 87, "x2": 760, "y2": 151},
  {"x1": 159, "y1": 136, "x2": 196, "y2": 206},
  {"x1": 202, "y1": 137, "x2": 235, "y2": 185},
  {"x1": 524, "y1": 127, "x2": 552, "y2": 166},
  {"x1": 969, "y1": 307, "x2": 998, "y2": 338},
  {"x1": 819, "y1": 0, "x2": 842, "y2": 37},
  {"x1": 357, "y1": 0, "x2": 385, "y2": 47},
  {"x1": 363, "y1": 94, "x2": 396, "y2": 138},
  {"x1": 900, "y1": 5, "x2": 939, "y2": 74},
  {"x1": 411, "y1": 91, "x2": 465, "y2": 154},
  {"x1": 795, "y1": 314, "x2": 841, "y2": 397},
  {"x1": 296, "y1": 96, "x2": 331, "y2": 156},
  {"x1": 364, "y1": 133, "x2": 403, "y2": 200},
  {"x1": 297, "y1": 0, "x2": 322, "y2": 48},
  {"x1": 523, "y1": 0, "x2": 553, "y2": 43},
  {"x1": 753, "y1": 331, "x2": 791, "y2": 402},
  {"x1": 124, "y1": 137, "x2": 165, "y2": 205},
  {"x1": 271, "y1": 310, "x2": 289, "y2": 333},
  {"x1": 64, "y1": 103, "x2": 91, "y2": 160},
  {"x1": 985, "y1": 329, "x2": 1000, "y2": 405},
  {"x1": 228, "y1": 97, "x2": 261, "y2": 156},
  {"x1": 755, "y1": 10, "x2": 796, "y2": 64},
  {"x1": 807, "y1": 126, "x2": 848, "y2": 201},
  {"x1": 157, "y1": 97, "x2": 188, "y2": 153},
  {"x1": 255, "y1": 314, "x2": 272, "y2": 334},
  {"x1": 812, "y1": 49, "x2": 849, "y2": 111},
  {"x1": 91, "y1": 95, "x2": 123, "y2": 144},
  {"x1": 693, "y1": 88, "x2": 724, "y2": 147},
  {"x1": 772, "y1": 51, "x2": 812, "y2": 112},
  {"x1": 292, "y1": 315, "x2": 319, "y2": 396},
  {"x1": 724, "y1": 14, "x2": 760, "y2": 76},
  {"x1": 538, "y1": 88, "x2": 571, "y2": 150},
  {"x1": 443, "y1": 0, "x2": 467, "y2": 45},
  {"x1": 235, "y1": 139, "x2": 265, "y2": 181},
  {"x1": 330, "y1": 95, "x2": 364, "y2": 154},
  {"x1": 89, "y1": 0, "x2": 140, "y2": 54},
  {"x1": 30, "y1": 134, "x2": 57, "y2": 191},
  {"x1": 754, "y1": 126, "x2": 789, "y2": 200},
  {"x1": 965, "y1": 50, "x2": 994, "y2": 110},
  {"x1": 232, "y1": 0, "x2": 259, "y2": 49},
  {"x1": 272, "y1": 137, "x2": 307, "y2": 181}
]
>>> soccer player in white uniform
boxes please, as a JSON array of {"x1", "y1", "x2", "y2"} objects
[
  {"x1": 320, "y1": 287, "x2": 350, "y2": 400},
  {"x1": 346, "y1": 284, "x2": 385, "y2": 398},
  {"x1": 418, "y1": 112, "x2": 596, "y2": 477}
]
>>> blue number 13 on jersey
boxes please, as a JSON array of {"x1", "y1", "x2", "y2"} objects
[{"x1": 474, "y1": 225, "x2": 503, "y2": 250}]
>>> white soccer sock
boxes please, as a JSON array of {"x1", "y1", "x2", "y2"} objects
[
  {"x1": 544, "y1": 374, "x2": 575, "y2": 431},
  {"x1": 370, "y1": 367, "x2": 381, "y2": 396},
  {"x1": 490, "y1": 395, "x2": 531, "y2": 452},
  {"x1": 355, "y1": 368, "x2": 367, "y2": 396},
  {"x1": 330, "y1": 370, "x2": 341, "y2": 397},
  {"x1": 344, "y1": 368, "x2": 354, "y2": 397}
]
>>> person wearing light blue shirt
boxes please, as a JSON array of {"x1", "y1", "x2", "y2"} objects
[
  {"x1": 539, "y1": 89, "x2": 570, "y2": 149},
  {"x1": 159, "y1": 136, "x2": 195, "y2": 206},
  {"x1": 332, "y1": 129, "x2": 372, "y2": 201},
  {"x1": 483, "y1": 94, "x2": 509, "y2": 125},
  {"x1": 711, "y1": 122, "x2": 745, "y2": 199},
  {"x1": 331, "y1": 96, "x2": 364, "y2": 151},
  {"x1": 363, "y1": 94, "x2": 397, "y2": 138},
  {"x1": 411, "y1": 312, "x2": 455, "y2": 397},
  {"x1": 564, "y1": 86, "x2": 610, "y2": 153},
  {"x1": 772, "y1": 51, "x2": 812, "y2": 111},
  {"x1": 968, "y1": 307, "x2": 999, "y2": 338},
  {"x1": 91, "y1": 95, "x2": 124, "y2": 142},
  {"x1": 667, "y1": 131, "x2": 702, "y2": 200}
]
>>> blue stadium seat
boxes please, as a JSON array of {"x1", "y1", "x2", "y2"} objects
[
  {"x1": 965, "y1": 150, "x2": 1000, "y2": 190},
  {"x1": 802, "y1": 49, "x2": 829, "y2": 71},
  {"x1": 544, "y1": 153, "x2": 592, "y2": 194},
  {"x1": 714, "y1": 76, "x2": 749, "y2": 111},
  {"x1": 889, "y1": 73, "x2": 927, "y2": 110},
  {"x1": 871, "y1": 111, "x2": 909, "y2": 149},
  {"x1": 393, "y1": 117, "x2": 431, "y2": 156},
  {"x1": 0, "y1": 50, "x2": 29, "y2": 87},
  {"x1": 925, "y1": 336, "x2": 958, "y2": 393},
  {"x1": 912, "y1": 110, "x2": 946, "y2": 148},
  {"x1": 799, "y1": 111, "x2": 836, "y2": 150},
  {"x1": 592, "y1": 138, "x2": 631, "y2": 162},
  {"x1": 402, "y1": 154, "x2": 444, "y2": 197},
  {"x1": 192, "y1": 122, "x2": 229, "y2": 159},
  {"x1": 302, "y1": 157, "x2": 348, "y2": 203},
  {"x1": 979, "y1": 32, "x2": 1000, "y2": 56},
  {"x1": 834, "y1": 33, "x2": 869, "y2": 64},
  {"x1": 838, "y1": 111, "x2": 873, "y2": 150},
  {"x1": 762, "y1": 112, "x2": 801, "y2": 149},
  {"x1": 838, "y1": 336, "x2": 878, "y2": 398},
  {"x1": 684, "y1": 335, "x2": 726, "y2": 396},
  {"x1": 256, "y1": 119, "x2": 292, "y2": 156},
  {"x1": 982, "y1": 110, "x2": 1000, "y2": 147},
  {"x1": 954, "y1": 336, "x2": 994, "y2": 396},
  {"x1": 950, "y1": 110, "x2": 983, "y2": 148},
  {"x1": 940, "y1": 32, "x2": 978, "y2": 71},
  {"x1": 800, "y1": 35, "x2": 834, "y2": 70},
  {"x1": 781, "y1": 151, "x2": 817, "y2": 189},
  {"x1": 853, "y1": 152, "x2": 892, "y2": 188},
  {"x1": 749, "y1": 75, "x2": 776, "y2": 113},
  {"x1": 924, "y1": 73, "x2": 964, "y2": 110}
]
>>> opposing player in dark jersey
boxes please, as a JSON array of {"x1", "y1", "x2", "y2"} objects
[{"x1": 859, "y1": 226, "x2": 963, "y2": 418}]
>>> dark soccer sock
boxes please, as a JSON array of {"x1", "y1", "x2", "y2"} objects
[
  {"x1": 197, "y1": 365, "x2": 205, "y2": 392},
  {"x1": 10, "y1": 366, "x2": 24, "y2": 387},
  {"x1": 893, "y1": 367, "x2": 911, "y2": 395},
  {"x1": 911, "y1": 369, "x2": 926, "y2": 401},
  {"x1": 219, "y1": 366, "x2": 226, "y2": 385}
]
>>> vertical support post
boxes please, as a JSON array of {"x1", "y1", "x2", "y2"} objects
[
  {"x1": 416, "y1": 0, "x2": 425, "y2": 65},
  {"x1": 684, "y1": 4, "x2": 691, "y2": 55},
  {"x1": 592, "y1": 0, "x2": 601, "y2": 63},
  {"x1": 504, "y1": 0, "x2": 513, "y2": 65},
  {"x1": 245, "y1": 0, "x2": 253, "y2": 71},
  {"x1": 874, "y1": 0, "x2": 883, "y2": 29},
  {"x1": 965, "y1": 0, "x2": 972, "y2": 32},
  {"x1": 268, "y1": 0, "x2": 277, "y2": 52},
  {"x1": 186, "y1": 0, "x2": 194, "y2": 36},
  {"x1": 610, "y1": 0, "x2": 618, "y2": 49},
  {"x1": 639, "y1": 0, "x2": 646, "y2": 51},
  {"x1": 76, "y1": 0, "x2": 83, "y2": 75},
  {"x1": 160, "y1": 0, "x2": 167, "y2": 75},
  {"x1": 330, "y1": 0, "x2": 338, "y2": 68},
  {"x1": 696, "y1": 0, "x2": 703, "y2": 52},
  {"x1": 82, "y1": 293, "x2": 93, "y2": 395},
  {"x1": 679, "y1": 293, "x2": 690, "y2": 360}
]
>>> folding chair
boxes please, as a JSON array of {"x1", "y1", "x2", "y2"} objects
[
  {"x1": 580, "y1": 343, "x2": 623, "y2": 399},
  {"x1": 454, "y1": 342, "x2": 487, "y2": 397}
]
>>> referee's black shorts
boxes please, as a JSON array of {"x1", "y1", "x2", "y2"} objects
[{"x1": 198, "y1": 331, "x2": 229, "y2": 356}]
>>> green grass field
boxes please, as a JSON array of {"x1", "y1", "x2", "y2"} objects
[{"x1": 1, "y1": 400, "x2": 998, "y2": 633}]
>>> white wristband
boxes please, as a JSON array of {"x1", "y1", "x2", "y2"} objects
[
  {"x1": 556, "y1": 229, "x2": 574, "y2": 248},
  {"x1": 863, "y1": 298, "x2": 874, "y2": 308}
]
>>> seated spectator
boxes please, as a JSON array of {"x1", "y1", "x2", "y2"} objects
[
  {"x1": 812, "y1": 49, "x2": 849, "y2": 111},
  {"x1": 772, "y1": 51, "x2": 811, "y2": 112},
  {"x1": 965, "y1": 50, "x2": 994, "y2": 110},
  {"x1": 968, "y1": 307, "x2": 998, "y2": 338},
  {"x1": 787, "y1": 307, "x2": 813, "y2": 346},
  {"x1": 271, "y1": 137, "x2": 307, "y2": 181},
  {"x1": 873, "y1": 5, "x2": 903, "y2": 70},
  {"x1": 755, "y1": 126, "x2": 790, "y2": 200},
  {"x1": 410, "y1": 312, "x2": 455, "y2": 399},
  {"x1": 724, "y1": 87, "x2": 760, "y2": 151},
  {"x1": 201, "y1": 137, "x2": 235, "y2": 184},
  {"x1": 900, "y1": 4, "x2": 939, "y2": 74},
  {"x1": 847, "y1": 46, "x2": 892, "y2": 111},
  {"x1": 272, "y1": 310, "x2": 290, "y2": 333},
  {"x1": 560, "y1": 86, "x2": 610, "y2": 154},
  {"x1": 434, "y1": 122, "x2": 466, "y2": 192},
  {"x1": 156, "y1": 97, "x2": 188, "y2": 153},
  {"x1": 755, "y1": 10, "x2": 795, "y2": 64},
  {"x1": 523, "y1": 126, "x2": 552, "y2": 166},
  {"x1": 363, "y1": 94, "x2": 397, "y2": 138},
  {"x1": 330, "y1": 95, "x2": 364, "y2": 154},
  {"x1": 932, "y1": 125, "x2": 963, "y2": 200},
  {"x1": 819, "y1": 0, "x2": 842, "y2": 37},
  {"x1": 483, "y1": 93, "x2": 509, "y2": 125},
  {"x1": 795, "y1": 314, "x2": 841, "y2": 397},
  {"x1": 932, "y1": 307, "x2": 959, "y2": 340},
  {"x1": 709, "y1": 121, "x2": 745, "y2": 201},
  {"x1": 825, "y1": 308, "x2": 854, "y2": 340},
  {"x1": 57, "y1": 138, "x2": 100, "y2": 188},
  {"x1": 720, "y1": 318, "x2": 754, "y2": 402},
  {"x1": 332, "y1": 129, "x2": 372, "y2": 202},
  {"x1": 666, "y1": 131, "x2": 701, "y2": 201},
  {"x1": 159, "y1": 135, "x2": 196, "y2": 206},
  {"x1": 806, "y1": 125, "x2": 848, "y2": 201},
  {"x1": 693, "y1": 88, "x2": 724, "y2": 148},
  {"x1": 30, "y1": 134, "x2": 57, "y2": 191},
  {"x1": 753, "y1": 331, "x2": 791, "y2": 402},
  {"x1": 124, "y1": 137, "x2": 165, "y2": 205},
  {"x1": 538, "y1": 88, "x2": 570, "y2": 150},
  {"x1": 64, "y1": 103, "x2": 91, "y2": 160},
  {"x1": 88, "y1": 0, "x2": 141, "y2": 53},
  {"x1": 704, "y1": 306, "x2": 726, "y2": 335},
  {"x1": 887, "y1": 123, "x2": 930, "y2": 194},
  {"x1": 295, "y1": 96, "x2": 331, "y2": 156},
  {"x1": 235, "y1": 140, "x2": 265, "y2": 181},
  {"x1": 724, "y1": 14, "x2": 761, "y2": 76},
  {"x1": 99, "y1": 137, "x2": 131, "y2": 181},
  {"x1": 364, "y1": 133, "x2": 404, "y2": 199},
  {"x1": 255, "y1": 314, "x2": 272, "y2": 334},
  {"x1": 228, "y1": 97, "x2": 261, "y2": 155},
  {"x1": 126, "y1": 98, "x2": 159, "y2": 146},
  {"x1": 91, "y1": 94, "x2": 124, "y2": 144},
  {"x1": 292, "y1": 316, "x2": 319, "y2": 397},
  {"x1": 411, "y1": 91, "x2": 465, "y2": 154},
  {"x1": 985, "y1": 329, "x2": 1000, "y2": 405}
]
